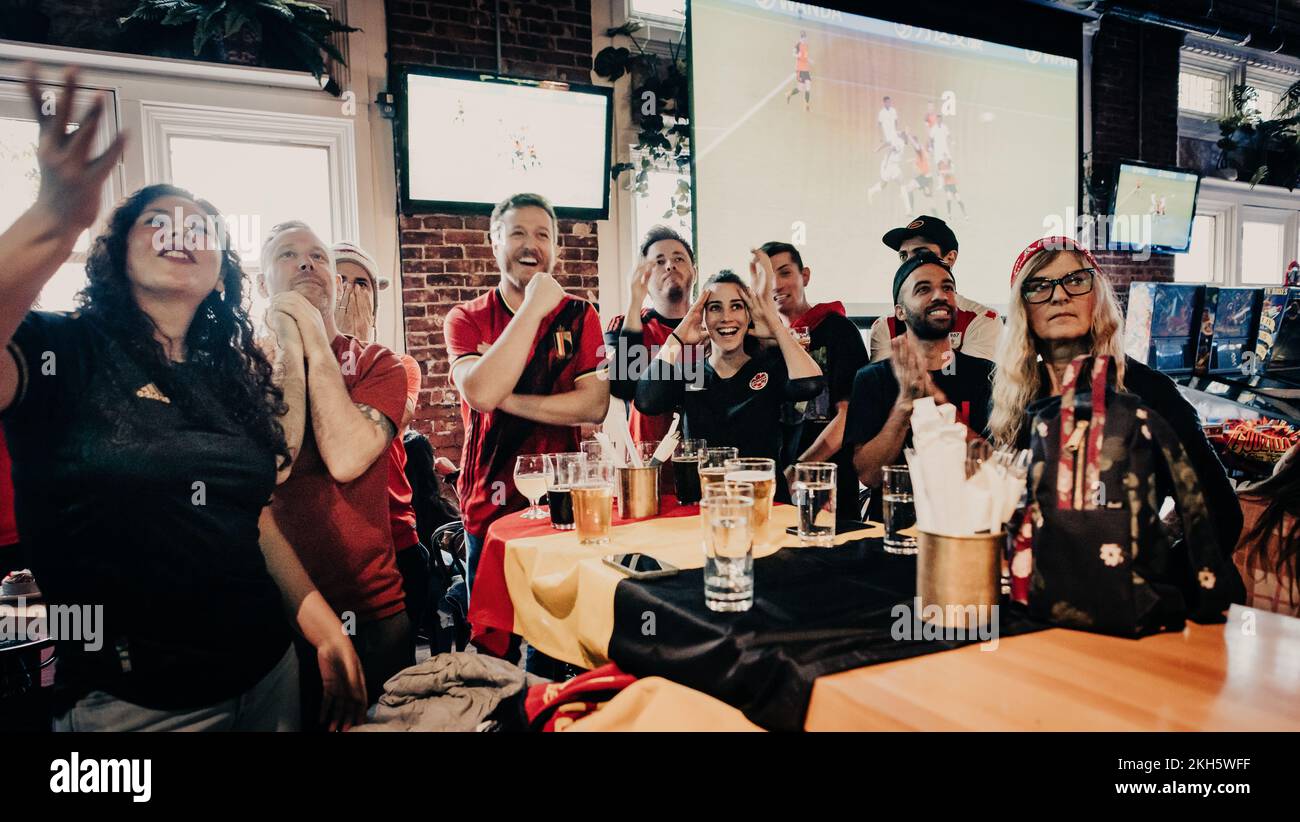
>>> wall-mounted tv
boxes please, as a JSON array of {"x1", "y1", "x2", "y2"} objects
[
  {"x1": 396, "y1": 66, "x2": 613, "y2": 219},
  {"x1": 1108, "y1": 160, "x2": 1201, "y2": 254}
]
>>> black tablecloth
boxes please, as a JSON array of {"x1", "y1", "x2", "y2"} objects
[{"x1": 608, "y1": 537, "x2": 1049, "y2": 731}]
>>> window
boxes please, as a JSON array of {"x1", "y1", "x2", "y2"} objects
[
  {"x1": 629, "y1": 0, "x2": 685, "y2": 26},
  {"x1": 1178, "y1": 69, "x2": 1227, "y2": 116},
  {"x1": 631, "y1": 159, "x2": 692, "y2": 251},
  {"x1": 1175, "y1": 214, "x2": 1218, "y2": 283},
  {"x1": 142, "y1": 103, "x2": 358, "y2": 328},
  {"x1": 0, "y1": 83, "x2": 117, "y2": 312},
  {"x1": 1240, "y1": 214, "x2": 1288, "y2": 284}
]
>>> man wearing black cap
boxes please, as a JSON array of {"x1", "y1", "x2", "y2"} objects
[
  {"x1": 871, "y1": 215, "x2": 1002, "y2": 363},
  {"x1": 845, "y1": 250, "x2": 994, "y2": 513}
]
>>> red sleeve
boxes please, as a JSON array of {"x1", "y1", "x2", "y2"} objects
[
  {"x1": 399, "y1": 354, "x2": 422, "y2": 407},
  {"x1": 443, "y1": 304, "x2": 483, "y2": 363},
  {"x1": 575, "y1": 301, "x2": 607, "y2": 379},
  {"x1": 352, "y1": 347, "x2": 410, "y2": 431},
  {"x1": 605, "y1": 313, "x2": 626, "y2": 334}
]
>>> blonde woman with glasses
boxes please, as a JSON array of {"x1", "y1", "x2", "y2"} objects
[{"x1": 989, "y1": 236, "x2": 1242, "y2": 555}]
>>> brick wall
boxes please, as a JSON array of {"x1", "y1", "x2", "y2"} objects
[
  {"x1": 1089, "y1": 16, "x2": 1185, "y2": 307},
  {"x1": 385, "y1": 1, "x2": 598, "y2": 459}
]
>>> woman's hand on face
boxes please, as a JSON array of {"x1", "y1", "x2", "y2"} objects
[
  {"x1": 674, "y1": 287, "x2": 712, "y2": 346},
  {"x1": 739, "y1": 286, "x2": 777, "y2": 340},
  {"x1": 25, "y1": 65, "x2": 127, "y2": 233}
]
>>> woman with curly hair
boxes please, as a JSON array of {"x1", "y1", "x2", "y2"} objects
[
  {"x1": 0, "y1": 66, "x2": 365, "y2": 731},
  {"x1": 988, "y1": 236, "x2": 1242, "y2": 556}
]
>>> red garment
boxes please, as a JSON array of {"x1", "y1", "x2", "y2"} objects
[
  {"x1": 469, "y1": 496, "x2": 697, "y2": 658},
  {"x1": 387, "y1": 354, "x2": 422, "y2": 551},
  {"x1": 525, "y1": 663, "x2": 638, "y2": 731},
  {"x1": 606, "y1": 308, "x2": 685, "y2": 444},
  {"x1": 271, "y1": 335, "x2": 408, "y2": 623},
  {"x1": 0, "y1": 432, "x2": 16, "y2": 546},
  {"x1": 445, "y1": 289, "x2": 605, "y2": 538},
  {"x1": 789, "y1": 301, "x2": 847, "y2": 331}
]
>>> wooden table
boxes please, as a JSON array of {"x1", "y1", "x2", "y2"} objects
[{"x1": 805, "y1": 605, "x2": 1300, "y2": 731}]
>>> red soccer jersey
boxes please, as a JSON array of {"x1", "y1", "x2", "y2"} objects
[
  {"x1": 387, "y1": 354, "x2": 423, "y2": 552},
  {"x1": 270, "y1": 334, "x2": 408, "y2": 623},
  {"x1": 445, "y1": 289, "x2": 605, "y2": 537},
  {"x1": 605, "y1": 308, "x2": 684, "y2": 444},
  {"x1": 795, "y1": 42, "x2": 810, "y2": 72}
]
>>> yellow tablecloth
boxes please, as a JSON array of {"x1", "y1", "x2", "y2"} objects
[{"x1": 502, "y1": 506, "x2": 882, "y2": 668}]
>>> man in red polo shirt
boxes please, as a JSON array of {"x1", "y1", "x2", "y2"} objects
[
  {"x1": 259, "y1": 221, "x2": 411, "y2": 718},
  {"x1": 444, "y1": 193, "x2": 608, "y2": 600},
  {"x1": 331, "y1": 240, "x2": 436, "y2": 638},
  {"x1": 604, "y1": 225, "x2": 698, "y2": 446}
]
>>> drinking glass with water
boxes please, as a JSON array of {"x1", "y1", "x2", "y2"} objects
[
  {"x1": 882, "y1": 464, "x2": 918, "y2": 554},
  {"x1": 792, "y1": 461, "x2": 836, "y2": 546},
  {"x1": 700, "y1": 493, "x2": 754, "y2": 612}
]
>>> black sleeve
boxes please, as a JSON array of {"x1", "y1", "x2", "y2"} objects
[
  {"x1": 604, "y1": 315, "x2": 642, "y2": 402},
  {"x1": 843, "y1": 365, "x2": 891, "y2": 449},
  {"x1": 786, "y1": 376, "x2": 825, "y2": 401},
  {"x1": 827, "y1": 316, "x2": 869, "y2": 405},
  {"x1": 633, "y1": 355, "x2": 686, "y2": 416},
  {"x1": 3, "y1": 311, "x2": 93, "y2": 426},
  {"x1": 769, "y1": 341, "x2": 824, "y2": 400},
  {"x1": 1134, "y1": 363, "x2": 1243, "y2": 555}
]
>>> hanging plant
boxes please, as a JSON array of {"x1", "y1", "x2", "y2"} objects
[
  {"x1": 119, "y1": 0, "x2": 358, "y2": 81},
  {"x1": 594, "y1": 21, "x2": 691, "y2": 221}
]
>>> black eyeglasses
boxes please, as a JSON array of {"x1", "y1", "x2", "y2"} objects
[{"x1": 1021, "y1": 269, "x2": 1095, "y2": 304}]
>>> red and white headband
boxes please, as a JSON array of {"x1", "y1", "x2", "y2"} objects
[{"x1": 1010, "y1": 236, "x2": 1101, "y2": 285}]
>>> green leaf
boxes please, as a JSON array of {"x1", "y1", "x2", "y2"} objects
[{"x1": 1250, "y1": 165, "x2": 1269, "y2": 187}]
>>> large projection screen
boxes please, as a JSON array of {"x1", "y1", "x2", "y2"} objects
[{"x1": 690, "y1": 0, "x2": 1079, "y2": 312}]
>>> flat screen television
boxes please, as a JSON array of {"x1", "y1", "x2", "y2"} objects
[
  {"x1": 396, "y1": 66, "x2": 614, "y2": 219},
  {"x1": 1108, "y1": 161, "x2": 1201, "y2": 254}
]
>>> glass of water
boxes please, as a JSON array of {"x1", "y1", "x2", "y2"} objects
[
  {"x1": 792, "y1": 462, "x2": 836, "y2": 546},
  {"x1": 700, "y1": 493, "x2": 754, "y2": 612},
  {"x1": 881, "y1": 464, "x2": 918, "y2": 554}
]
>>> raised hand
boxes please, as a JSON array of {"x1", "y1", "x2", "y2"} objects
[
  {"x1": 25, "y1": 64, "x2": 127, "y2": 233},
  {"x1": 628, "y1": 255, "x2": 655, "y2": 309},
  {"x1": 674, "y1": 287, "x2": 712, "y2": 345},
  {"x1": 522, "y1": 271, "x2": 566, "y2": 318}
]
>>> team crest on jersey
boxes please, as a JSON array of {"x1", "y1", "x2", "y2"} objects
[
  {"x1": 553, "y1": 329, "x2": 573, "y2": 359},
  {"x1": 949, "y1": 331, "x2": 963, "y2": 349},
  {"x1": 749, "y1": 372, "x2": 769, "y2": 391}
]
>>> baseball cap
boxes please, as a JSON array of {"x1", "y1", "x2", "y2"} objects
[
  {"x1": 881, "y1": 215, "x2": 959, "y2": 255},
  {"x1": 331, "y1": 241, "x2": 390, "y2": 291}
]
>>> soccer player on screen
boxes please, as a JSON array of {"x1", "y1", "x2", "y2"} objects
[
  {"x1": 878, "y1": 96, "x2": 904, "y2": 151},
  {"x1": 901, "y1": 130, "x2": 935, "y2": 213},
  {"x1": 868, "y1": 141, "x2": 904, "y2": 208},
  {"x1": 938, "y1": 158, "x2": 967, "y2": 219},
  {"x1": 929, "y1": 112, "x2": 952, "y2": 165},
  {"x1": 784, "y1": 31, "x2": 812, "y2": 112}
]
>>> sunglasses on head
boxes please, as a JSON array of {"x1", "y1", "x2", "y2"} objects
[{"x1": 1021, "y1": 268, "x2": 1095, "y2": 304}]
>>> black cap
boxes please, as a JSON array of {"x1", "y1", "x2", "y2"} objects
[
  {"x1": 882, "y1": 215, "x2": 959, "y2": 255},
  {"x1": 892, "y1": 249, "x2": 954, "y2": 305}
]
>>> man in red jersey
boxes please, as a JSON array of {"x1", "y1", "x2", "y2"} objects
[
  {"x1": 604, "y1": 225, "x2": 699, "y2": 446},
  {"x1": 444, "y1": 193, "x2": 608, "y2": 602}
]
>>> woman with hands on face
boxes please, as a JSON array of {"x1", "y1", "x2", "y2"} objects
[
  {"x1": 0, "y1": 65, "x2": 367, "y2": 732},
  {"x1": 635, "y1": 249, "x2": 824, "y2": 500}
]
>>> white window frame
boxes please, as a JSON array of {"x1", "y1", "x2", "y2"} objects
[
  {"x1": 1177, "y1": 49, "x2": 1236, "y2": 137},
  {"x1": 1175, "y1": 197, "x2": 1235, "y2": 284},
  {"x1": 1238, "y1": 204, "x2": 1295, "y2": 285},
  {"x1": 1189, "y1": 177, "x2": 1300, "y2": 288},
  {"x1": 139, "y1": 101, "x2": 361, "y2": 268}
]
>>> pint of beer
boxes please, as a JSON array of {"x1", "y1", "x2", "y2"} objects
[{"x1": 724, "y1": 457, "x2": 776, "y2": 530}]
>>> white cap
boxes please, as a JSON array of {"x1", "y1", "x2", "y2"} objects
[{"x1": 331, "y1": 241, "x2": 390, "y2": 290}]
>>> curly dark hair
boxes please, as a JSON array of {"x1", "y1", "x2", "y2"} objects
[
  {"x1": 78, "y1": 184, "x2": 289, "y2": 468},
  {"x1": 1239, "y1": 448, "x2": 1300, "y2": 608}
]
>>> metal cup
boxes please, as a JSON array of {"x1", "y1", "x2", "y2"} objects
[
  {"x1": 617, "y1": 465, "x2": 660, "y2": 519},
  {"x1": 916, "y1": 530, "x2": 1003, "y2": 630}
]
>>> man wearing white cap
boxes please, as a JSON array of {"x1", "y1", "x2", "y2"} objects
[{"x1": 332, "y1": 242, "x2": 457, "y2": 643}]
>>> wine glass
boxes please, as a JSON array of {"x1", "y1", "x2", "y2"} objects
[{"x1": 514, "y1": 454, "x2": 549, "y2": 520}]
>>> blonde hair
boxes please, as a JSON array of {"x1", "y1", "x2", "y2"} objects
[{"x1": 988, "y1": 250, "x2": 1127, "y2": 447}]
